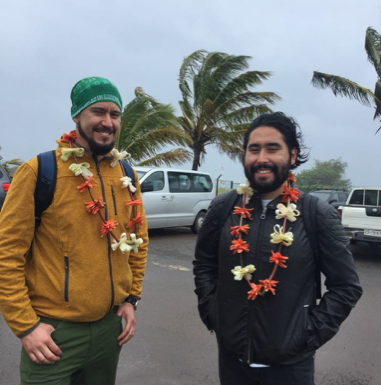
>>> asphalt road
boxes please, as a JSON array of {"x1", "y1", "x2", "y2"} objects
[{"x1": 0, "y1": 229, "x2": 380, "y2": 385}]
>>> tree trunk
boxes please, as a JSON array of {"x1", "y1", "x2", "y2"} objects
[{"x1": 192, "y1": 148, "x2": 201, "y2": 171}]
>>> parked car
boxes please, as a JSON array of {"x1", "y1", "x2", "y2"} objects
[
  {"x1": 135, "y1": 167, "x2": 215, "y2": 233},
  {"x1": 340, "y1": 187, "x2": 381, "y2": 245},
  {"x1": 308, "y1": 189, "x2": 349, "y2": 210},
  {"x1": 0, "y1": 160, "x2": 11, "y2": 211}
]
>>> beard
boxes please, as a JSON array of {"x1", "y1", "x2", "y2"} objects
[
  {"x1": 244, "y1": 160, "x2": 291, "y2": 194},
  {"x1": 77, "y1": 121, "x2": 115, "y2": 156}
]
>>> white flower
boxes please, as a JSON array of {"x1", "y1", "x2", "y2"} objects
[
  {"x1": 110, "y1": 148, "x2": 130, "y2": 167},
  {"x1": 236, "y1": 180, "x2": 254, "y2": 204},
  {"x1": 270, "y1": 224, "x2": 294, "y2": 247},
  {"x1": 68, "y1": 162, "x2": 93, "y2": 179},
  {"x1": 120, "y1": 176, "x2": 137, "y2": 193},
  {"x1": 231, "y1": 264, "x2": 256, "y2": 281},
  {"x1": 61, "y1": 148, "x2": 85, "y2": 161},
  {"x1": 275, "y1": 203, "x2": 300, "y2": 222},
  {"x1": 112, "y1": 232, "x2": 143, "y2": 253}
]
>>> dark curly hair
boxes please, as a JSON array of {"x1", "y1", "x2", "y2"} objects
[{"x1": 243, "y1": 112, "x2": 309, "y2": 170}]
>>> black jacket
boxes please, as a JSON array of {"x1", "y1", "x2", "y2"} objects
[{"x1": 193, "y1": 190, "x2": 362, "y2": 365}]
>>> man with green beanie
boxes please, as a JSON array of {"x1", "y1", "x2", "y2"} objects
[{"x1": 0, "y1": 76, "x2": 149, "y2": 385}]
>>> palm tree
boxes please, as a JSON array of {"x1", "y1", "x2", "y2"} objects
[
  {"x1": 0, "y1": 158, "x2": 23, "y2": 176},
  {"x1": 117, "y1": 88, "x2": 192, "y2": 167},
  {"x1": 311, "y1": 27, "x2": 381, "y2": 133},
  {"x1": 178, "y1": 49, "x2": 281, "y2": 170}
]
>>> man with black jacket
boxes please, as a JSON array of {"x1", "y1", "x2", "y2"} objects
[{"x1": 193, "y1": 112, "x2": 362, "y2": 385}]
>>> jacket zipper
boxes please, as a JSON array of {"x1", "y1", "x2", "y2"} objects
[
  {"x1": 94, "y1": 157, "x2": 115, "y2": 309},
  {"x1": 246, "y1": 204, "x2": 268, "y2": 364},
  {"x1": 64, "y1": 256, "x2": 69, "y2": 302},
  {"x1": 111, "y1": 185, "x2": 117, "y2": 216}
]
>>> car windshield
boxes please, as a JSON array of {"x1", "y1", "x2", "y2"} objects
[
  {"x1": 309, "y1": 191, "x2": 331, "y2": 201},
  {"x1": 136, "y1": 170, "x2": 147, "y2": 180}
]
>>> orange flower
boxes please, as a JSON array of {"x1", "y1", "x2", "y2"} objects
[
  {"x1": 247, "y1": 283, "x2": 263, "y2": 300},
  {"x1": 128, "y1": 213, "x2": 143, "y2": 230},
  {"x1": 125, "y1": 199, "x2": 142, "y2": 207},
  {"x1": 287, "y1": 172, "x2": 296, "y2": 184},
  {"x1": 85, "y1": 197, "x2": 104, "y2": 214},
  {"x1": 269, "y1": 250, "x2": 289, "y2": 268},
  {"x1": 229, "y1": 239, "x2": 250, "y2": 254},
  {"x1": 281, "y1": 185, "x2": 301, "y2": 203},
  {"x1": 233, "y1": 206, "x2": 254, "y2": 220},
  {"x1": 259, "y1": 279, "x2": 278, "y2": 295},
  {"x1": 230, "y1": 224, "x2": 249, "y2": 237},
  {"x1": 78, "y1": 177, "x2": 97, "y2": 193},
  {"x1": 100, "y1": 219, "x2": 118, "y2": 237},
  {"x1": 61, "y1": 130, "x2": 77, "y2": 143}
]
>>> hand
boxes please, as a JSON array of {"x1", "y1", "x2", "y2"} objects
[
  {"x1": 21, "y1": 323, "x2": 62, "y2": 364},
  {"x1": 116, "y1": 302, "x2": 136, "y2": 346}
]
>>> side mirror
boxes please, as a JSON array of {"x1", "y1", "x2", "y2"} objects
[{"x1": 329, "y1": 199, "x2": 338, "y2": 204}]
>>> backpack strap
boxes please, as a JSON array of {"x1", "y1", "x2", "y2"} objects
[
  {"x1": 35, "y1": 150, "x2": 57, "y2": 229},
  {"x1": 121, "y1": 160, "x2": 135, "y2": 187},
  {"x1": 302, "y1": 193, "x2": 322, "y2": 299}
]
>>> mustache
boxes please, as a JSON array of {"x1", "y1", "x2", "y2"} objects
[
  {"x1": 250, "y1": 163, "x2": 277, "y2": 173},
  {"x1": 93, "y1": 126, "x2": 115, "y2": 134}
]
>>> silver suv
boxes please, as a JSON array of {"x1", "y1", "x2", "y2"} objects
[{"x1": 0, "y1": 157, "x2": 11, "y2": 211}]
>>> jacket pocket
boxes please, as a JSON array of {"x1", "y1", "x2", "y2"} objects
[
  {"x1": 195, "y1": 286, "x2": 216, "y2": 331},
  {"x1": 64, "y1": 256, "x2": 69, "y2": 302},
  {"x1": 305, "y1": 311, "x2": 320, "y2": 354}
]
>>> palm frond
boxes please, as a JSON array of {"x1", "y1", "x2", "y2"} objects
[
  {"x1": 207, "y1": 128, "x2": 244, "y2": 147},
  {"x1": 311, "y1": 71, "x2": 375, "y2": 107},
  {"x1": 134, "y1": 148, "x2": 192, "y2": 167},
  {"x1": 215, "y1": 91, "x2": 280, "y2": 116},
  {"x1": 194, "y1": 52, "x2": 229, "y2": 109},
  {"x1": 121, "y1": 126, "x2": 191, "y2": 161},
  {"x1": 118, "y1": 89, "x2": 192, "y2": 167},
  {"x1": 214, "y1": 71, "x2": 274, "y2": 107},
  {"x1": 211, "y1": 55, "x2": 252, "y2": 84},
  {"x1": 213, "y1": 142, "x2": 244, "y2": 161},
  {"x1": 1, "y1": 158, "x2": 23, "y2": 166},
  {"x1": 220, "y1": 104, "x2": 274, "y2": 126},
  {"x1": 179, "y1": 50, "x2": 207, "y2": 99},
  {"x1": 373, "y1": 80, "x2": 381, "y2": 119},
  {"x1": 0, "y1": 158, "x2": 23, "y2": 175},
  {"x1": 178, "y1": 100, "x2": 196, "y2": 129},
  {"x1": 134, "y1": 87, "x2": 159, "y2": 105},
  {"x1": 365, "y1": 27, "x2": 381, "y2": 78}
]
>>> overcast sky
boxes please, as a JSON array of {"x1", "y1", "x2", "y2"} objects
[{"x1": 1, "y1": 0, "x2": 380, "y2": 187}]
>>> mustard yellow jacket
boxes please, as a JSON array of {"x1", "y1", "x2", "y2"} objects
[{"x1": 0, "y1": 140, "x2": 148, "y2": 337}]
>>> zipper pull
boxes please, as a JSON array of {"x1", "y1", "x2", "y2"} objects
[{"x1": 260, "y1": 208, "x2": 267, "y2": 219}]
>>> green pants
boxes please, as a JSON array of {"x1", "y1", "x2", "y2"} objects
[{"x1": 20, "y1": 308, "x2": 123, "y2": 385}]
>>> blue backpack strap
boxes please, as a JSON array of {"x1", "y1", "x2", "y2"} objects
[
  {"x1": 35, "y1": 150, "x2": 57, "y2": 229},
  {"x1": 121, "y1": 160, "x2": 135, "y2": 187},
  {"x1": 302, "y1": 193, "x2": 322, "y2": 299}
]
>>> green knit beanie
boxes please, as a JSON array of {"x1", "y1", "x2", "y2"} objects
[{"x1": 70, "y1": 77, "x2": 123, "y2": 118}]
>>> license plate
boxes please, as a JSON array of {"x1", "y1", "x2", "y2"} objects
[{"x1": 364, "y1": 229, "x2": 381, "y2": 237}]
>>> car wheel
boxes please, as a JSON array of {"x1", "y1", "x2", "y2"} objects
[{"x1": 191, "y1": 211, "x2": 206, "y2": 234}]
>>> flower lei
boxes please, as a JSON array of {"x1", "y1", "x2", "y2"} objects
[
  {"x1": 230, "y1": 172, "x2": 301, "y2": 300},
  {"x1": 61, "y1": 130, "x2": 143, "y2": 253}
]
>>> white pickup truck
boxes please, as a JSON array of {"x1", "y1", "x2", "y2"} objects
[{"x1": 340, "y1": 187, "x2": 381, "y2": 245}]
